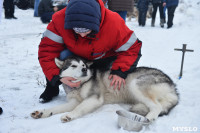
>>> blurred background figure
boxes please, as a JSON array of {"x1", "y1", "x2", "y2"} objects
[
  {"x1": 3, "y1": 0, "x2": 17, "y2": 19},
  {"x1": 38, "y1": 0, "x2": 54, "y2": 23},
  {"x1": 0, "y1": 107, "x2": 3, "y2": 115},
  {"x1": 102, "y1": 0, "x2": 107, "y2": 7},
  {"x1": 107, "y1": 0, "x2": 134, "y2": 21},
  {"x1": 151, "y1": 0, "x2": 165, "y2": 27},
  {"x1": 163, "y1": 0, "x2": 179, "y2": 28},
  {"x1": 34, "y1": 0, "x2": 40, "y2": 17},
  {"x1": 52, "y1": 0, "x2": 68, "y2": 11},
  {"x1": 38, "y1": 0, "x2": 67, "y2": 23},
  {"x1": 163, "y1": 3, "x2": 166, "y2": 23},
  {"x1": 0, "y1": 0, "x2": 2, "y2": 22},
  {"x1": 15, "y1": 0, "x2": 32, "y2": 10},
  {"x1": 137, "y1": 0, "x2": 149, "y2": 26}
]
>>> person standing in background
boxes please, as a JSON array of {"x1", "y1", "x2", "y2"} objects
[
  {"x1": 137, "y1": 0, "x2": 149, "y2": 26},
  {"x1": 34, "y1": 0, "x2": 40, "y2": 17},
  {"x1": 3, "y1": 0, "x2": 17, "y2": 19},
  {"x1": 102, "y1": 0, "x2": 107, "y2": 7},
  {"x1": 163, "y1": 3, "x2": 166, "y2": 23},
  {"x1": 163, "y1": 0, "x2": 179, "y2": 28},
  {"x1": 38, "y1": 0, "x2": 56, "y2": 23},
  {"x1": 38, "y1": 0, "x2": 67, "y2": 23},
  {"x1": 0, "y1": 0, "x2": 3, "y2": 22},
  {"x1": 151, "y1": 0, "x2": 164, "y2": 27},
  {"x1": 107, "y1": 0, "x2": 134, "y2": 21},
  {"x1": 0, "y1": 107, "x2": 3, "y2": 115}
]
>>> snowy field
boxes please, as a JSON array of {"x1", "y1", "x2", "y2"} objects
[{"x1": 0, "y1": 0, "x2": 200, "y2": 133}]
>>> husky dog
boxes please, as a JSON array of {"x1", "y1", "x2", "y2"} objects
[{"x1": 31, "y1": 56, "x2": 179, "y2": 122}]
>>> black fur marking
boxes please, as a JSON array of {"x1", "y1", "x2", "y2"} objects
[
  {"x1": 135, "y1": 67, "x2": 176, "y2": 86},
  {"x1": 49, "y1": 112, "x2": 53, "y2": 116},
  {"x1": 89, "y1": 56, "x2": 116, "y2": 81},
  {"x1": 31, "y1": 112, "x2": 35, "y2": 116},
  {"x1": 38, "y1": 112, "x2": 43, "y2": 118},
  {"x1": 90, "y1": 56, "x2": 116, "y2": 72},
  {"x1": 159, "y1": 100, "x2": 179, "y2": 117},
  {"x1": 87, "y1": 78, "x2": 101, "y2": 99},
  {"x1": 60, "y1": 56, "x2": 82, "y2": 72}
]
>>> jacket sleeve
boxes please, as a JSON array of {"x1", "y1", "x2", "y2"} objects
[
  {"x1": 110, "y1": 20, "x2": 142, "y2": 79},
  {"x1": 38, "y1": 19, "x2": 65, "y2": 86}
]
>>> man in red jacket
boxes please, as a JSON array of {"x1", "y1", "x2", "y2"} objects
[{"x1": 38, "y1": 0, "x2": 142, "y2": 103}]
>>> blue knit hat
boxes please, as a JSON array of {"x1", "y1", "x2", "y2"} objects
[{"x1": 64, "y1": 0, "x2": 101, "y2": 34}]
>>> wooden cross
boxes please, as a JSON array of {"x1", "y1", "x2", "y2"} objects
[{"x1": 174, "y1": 44, "x2": 194, "y2": 79}]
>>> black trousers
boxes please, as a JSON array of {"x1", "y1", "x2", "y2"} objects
[
  {"x1": 167, "y1": 5, "x2": 177, "y2": 27},
  {"x1": 138, "y1": 10, "x2": 148, "y2": 26},
  {"x1": 152, "y1": 3, "x2": 164, "y2": 20},
  {"x1": 3, "y1": 0, "x2": 15, "y2": 18},
  {"x1": 40, "y1": 12, "x2": 54, "y2": 23}
]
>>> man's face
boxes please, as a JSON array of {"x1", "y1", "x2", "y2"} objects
[{"x1": 75, "y1": 30, "x2": 92, "y2": 37}]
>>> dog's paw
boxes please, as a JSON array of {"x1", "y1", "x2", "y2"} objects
[
  {"x1": 61, "y1": 115, "x2": 72, "y2": 123},
  {"x1": 31, "y1": 111, "x2": 44, "y2": 119},
  {"x1": 146, "y1": 113, "x2": 158, "y2": 122}
]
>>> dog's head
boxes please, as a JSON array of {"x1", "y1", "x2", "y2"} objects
[{"x1": 55, "y1": 56, "x2": 92, "y2": 83}]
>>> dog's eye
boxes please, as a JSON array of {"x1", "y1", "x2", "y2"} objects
[{"x1": 71, "y1": 65, "x2": 77, "y2": 68}]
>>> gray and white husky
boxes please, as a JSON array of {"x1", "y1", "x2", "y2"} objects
[{"x1": 31, "y1": 56, "x2": 179, "y2": 122}]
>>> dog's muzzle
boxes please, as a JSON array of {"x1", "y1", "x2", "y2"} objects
[{"x1": 82, "y1": 68, "x2": 87, "y2": 76}]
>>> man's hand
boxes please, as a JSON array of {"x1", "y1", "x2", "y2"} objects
[
  {"x1": 108, "y1": 74, "x2": 125, "y2": 90},
  {"x1": 60, "y1": 77, "x2": 81, "y2": 88}
]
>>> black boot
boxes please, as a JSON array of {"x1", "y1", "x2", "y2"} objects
[
  {"x1": 5, "y1": 16, "x2": 12, "y2": 19},
  {"x1": 39, "y1": 78, "x2": 59, "y2": 103},
  {"x1": 0, "y1": 107, "x2": 3, "y2": 115},
  {"x1": 4, "y1": 9, "x2": 12, "y2": 19},
  {"x1": 12, "y1": 16, "x2": 17, "y2": 19},
  {"x1": 151, "y1": 19, "x2": 155, "y2": 27},
  {"x1": 160, "y1": 19, "x2": 165, "y2": 28}
]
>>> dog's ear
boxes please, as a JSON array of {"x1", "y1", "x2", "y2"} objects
[
  {"x1": 55, "y1": 58, "x2": 64, "y2": 69},
  {"x1": 86, "y1": 61, "x2": 93, "y2": 67},
  {"x1": 79, "y1": 57, "x2": 93, "y2": 67}
]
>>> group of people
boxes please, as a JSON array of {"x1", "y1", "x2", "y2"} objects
[
  {"x1": 2, "y1": 0, "x2": 178, "y2": 28},
  {"x1": 33, "y1": 0, "x2": 69, "y2": 23},
  {"x1": 137, "y1": 0, "x2": 179, "y2": 28},
  {"x1": 36, "y1": 0, "x2": 135, "y2": 24}
]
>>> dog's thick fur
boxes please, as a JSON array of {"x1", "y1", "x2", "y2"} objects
[{"x1": 31, "y1": 56, "x2": 179, "y2": 122}]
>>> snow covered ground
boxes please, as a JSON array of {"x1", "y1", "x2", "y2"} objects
[{"x1": 0, "y1": 0, "x2": 200, "y2": 132}]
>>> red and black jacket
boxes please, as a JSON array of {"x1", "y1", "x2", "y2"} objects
[{"x1": 38, "y1": 0, "x2": 142, "y2": 86}]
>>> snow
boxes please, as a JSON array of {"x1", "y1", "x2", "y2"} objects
[{"x1": 0, "y1": 0, "x2": 200, "y2": 132}]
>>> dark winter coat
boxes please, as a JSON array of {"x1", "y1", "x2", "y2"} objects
[
  {"x1": 137, "y1": 0, "x2": 149, "y2": 11},
  {"x1": 65, "y1": 0, "x2": 101, "y2": 34},
  {"x1": 108, "y1": 0, "x2": 134, "y2": 12},
  {"x1": 163, "y1": 0, "x2": 179, "y2": 7},
  {"x1": 38, "y1": 0, "x2": 142, "y2": 85},
  {"x1": 38, "y1": 0, "x2": 54, "y2": 16},
  {"x1": 152, "y1": 0, "x2": 163, "y2": 3}
]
